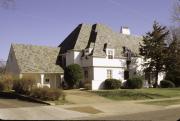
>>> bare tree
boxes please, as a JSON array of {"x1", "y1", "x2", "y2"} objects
[
  {"x1": 172, "y1": 0, "x2": 180, "y2": 23},
  {"x1": 0, "y1": 60, "x2": 5, "y2": 75},
  {"x1": 0, "y1": 0, "x2": 15, "y2": 9}
]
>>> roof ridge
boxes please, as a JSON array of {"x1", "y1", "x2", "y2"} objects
[{"x1": 12, "y1": 43, "x2": 59, "y2": 49}]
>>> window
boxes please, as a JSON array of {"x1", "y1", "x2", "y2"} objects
[
  {"x1": 45, "y1": 79, "x2": 49, "y2": 83},
  {"x1": 107, "y1": 50, "x2": 113, "y2": 59},
  {"x1": 84, "y1": 70, "x2": 88, "y2": 79},
  {"x1": 107, "y1": 70, "x2": 112, "y2": 79}
]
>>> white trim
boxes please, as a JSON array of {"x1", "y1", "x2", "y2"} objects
[
  {"x1": 19, "y1": 74, "x2": 23, "y2": 79},
  {"x1": 40, "y1": 74, "x2": 44, "y2": 87}
]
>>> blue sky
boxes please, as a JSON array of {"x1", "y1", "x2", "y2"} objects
[{"x1": 0, "y1": 0, "x2": 176, "y2": 60}]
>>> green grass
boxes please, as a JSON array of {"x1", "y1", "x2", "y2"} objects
[
  {"x1": 144, "y1": 99, "x2": 180, "y2": 106},
  {"x1": 92, "y1": 88, "x2": 180, "y2": 100}
]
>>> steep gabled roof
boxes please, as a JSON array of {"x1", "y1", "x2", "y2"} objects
[
  {"x1": 59, "y1": 23, "x2": 143, "y2": 58},
  {"x1": 58, "y1": 24, "x2": 92, "y2": 53},
  {"x1": 12, "y1": 44, "x2": 63, "y2": 73}
]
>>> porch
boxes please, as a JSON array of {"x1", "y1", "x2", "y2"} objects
[{"x1": 19, "y1": 73, "x2": 64, "y2": 88}]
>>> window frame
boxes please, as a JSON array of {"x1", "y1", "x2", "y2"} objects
[
  {"x1": 106, "y1": 49, "x2": 114, "y2": 59},
  {"x1": 107, "y1": 69, "x2": 113, "y2": 79}
]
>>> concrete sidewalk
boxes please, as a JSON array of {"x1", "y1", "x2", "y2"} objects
[
  {"x1": 0, "y1": 106, "x2": 90, "y2": 120},
  {"x1": 0, "y1": 100, "x2": 163, "y2": 120},
  {"x1": 61, "y1": 101, "x2": 164, "y2": 119}
]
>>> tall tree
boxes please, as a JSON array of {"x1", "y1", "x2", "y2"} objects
[
  {"x1": 172, "y1": 0, "x2": 180, "y2": 23},
  {"x1": 165, "y1": 28, "x2": 180, "y2": 86},
  {"x1": 140, "y1": 21, "x2": 169, "y2": 87}
]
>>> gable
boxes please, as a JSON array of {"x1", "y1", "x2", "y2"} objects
[
  {"x1": 11, "y1": 44, "x2": 63, "y2": 73},
  {"x1": 5, "y1": 45, "x2": 20, "y2": 75}
]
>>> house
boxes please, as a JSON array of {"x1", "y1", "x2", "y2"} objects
[
  {"x1": 58, "y1": 23, "x2": 164, "y2": 90},
  {"x1": 5, "y1": 23, "x2": 165, "y2": 90},
  {"x1": 5, "y1": 44, "x2": 64, "y2": 88}
]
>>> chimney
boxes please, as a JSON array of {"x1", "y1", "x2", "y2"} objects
[{"x1": 120, "y1": 26, "x2": 130, "y2": 35}]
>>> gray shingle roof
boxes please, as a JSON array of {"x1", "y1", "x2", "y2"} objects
[
  {"x1": 59, "y1": 23, "x2": 143, "y2": 58},
  {"x1": 12, "y1": 44, "x2": 63, "y2": 73}
]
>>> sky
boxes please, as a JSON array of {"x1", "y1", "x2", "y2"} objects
[{"x1": 0, "y1": 0, "x2": 176, "y2": 61}]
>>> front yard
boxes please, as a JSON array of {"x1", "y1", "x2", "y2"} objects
[{"x1": 92, "y1": 88, "x2": 180, "y2": 101}]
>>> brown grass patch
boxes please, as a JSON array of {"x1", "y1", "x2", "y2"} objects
[{"x1": 66, "y1": 106, "x2": 103, "y2": 114}]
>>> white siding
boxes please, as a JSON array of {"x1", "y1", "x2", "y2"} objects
[
  {"x1": 92, "y1": 67, "x2": 124, "y2": 90},
  {"x1": 74, "y1": 51, "x2": 81, "y2": 65}
]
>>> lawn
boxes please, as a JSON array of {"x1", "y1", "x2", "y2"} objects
[
  {"x1": 92, "y1": 88, "x2": 180, "y2": 100},
  {"x1": 144, "y1": 99, "x2": 180, "y2": 106}
]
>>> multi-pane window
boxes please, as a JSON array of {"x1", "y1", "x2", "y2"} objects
[
  {"x1": 107, "y1": 50, "x2": 113, "y2": 59},
  {"x1": 107, "y1": 70, "x2": 112, "y2": 79}
]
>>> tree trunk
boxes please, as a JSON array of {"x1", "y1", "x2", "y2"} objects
[{"x1": 154, "y1": 72, "x2": 159, "y2": 88}]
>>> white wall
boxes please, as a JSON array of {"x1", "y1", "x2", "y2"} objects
[
  {"x1": 66, "y1": 50, "x2": 82, "y2": 66},
  {"x1": 158, "y1": 72, "x2": 165, "y2": 84},
  {"x1": 93, "y1": 58, "x2": 126, "y2": 68},
  {"x1": 74, "y1": 51, "x2": 82, "y2": 65},
  {"x1": 92, "y1": 67, "x2": 124, "y2": 90}
]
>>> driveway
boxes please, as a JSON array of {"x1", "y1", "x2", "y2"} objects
[{"x1": 0, "y1": 98, "x2": 90, "y2": 120}]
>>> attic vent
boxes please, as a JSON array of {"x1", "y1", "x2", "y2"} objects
[{"x1": 121, "y1": 27, "x2": 130, "y2": 35}]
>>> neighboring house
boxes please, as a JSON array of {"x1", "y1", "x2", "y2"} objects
[
  {"x1": 5, "y1": 44, "x2": 64, "y2": 88},
  {"x1": 5, "y1": 23, "x2": 165, "y2": 90}
]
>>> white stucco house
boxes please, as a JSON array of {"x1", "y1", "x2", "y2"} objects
[
  {"x1": 57, "y1": 23, "x2": 164, "y2": 90},
  {"x1": 5, "y1": 23, "x2": 165, "y2": 90}
]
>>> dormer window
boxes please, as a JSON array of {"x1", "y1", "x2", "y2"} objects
[
  {"x1": 107, "y1": 49, "x2": 114, "y2": 59},
  {"x1": 84, "y1": 48, "x2": 93, "y2": 56}
]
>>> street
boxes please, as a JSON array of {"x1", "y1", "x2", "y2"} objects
[{"x1": 90, "y1": 107, "x2": 180, "y2": 121}]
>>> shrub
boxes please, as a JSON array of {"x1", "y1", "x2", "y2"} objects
[
  {"x1": 104, "y1": 79, "x2": 121, "y2": 89},
  {"x1": 165, "y1": 69, "x2": 180, "y2": 87},
  {"x1": 30, "y1": 87, "x2": 64, "y2": 101},
  {"x1": 64, "y1": 64, "x2": 83, "y2": 89},
  {"x1": 84, "y1": 82, "x2": 91, "y2": 90},
  {"x1": 160, "y1": 80, "x2": 175, "y2": 88},
  {"x1": 0, "y1": 75, "x2": 13, "y2": 91},
  {"x1": 13, "y1": 78, "x2": 35, "y2": 95},
  {"x1": 0, "y1": 81, "x2": 5, "y2": 91},
  {"x1": 126, "y1": 77, "x2": 143, "y2": 89}
]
